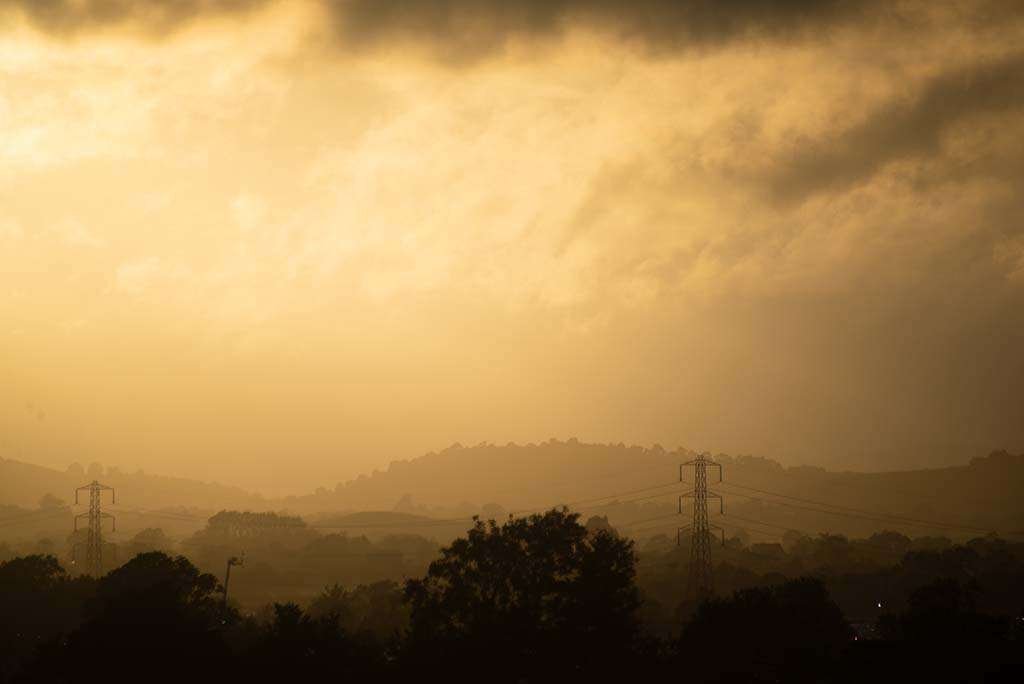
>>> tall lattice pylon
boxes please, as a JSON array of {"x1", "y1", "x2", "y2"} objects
[
  {"x1": 74, "y1": 481, "x2": 115, "y2": 577},
  {"x1": 678, "y1": 453, "x2": 724, "y2": 602}
]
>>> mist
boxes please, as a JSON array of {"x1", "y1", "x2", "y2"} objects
[{"x1": 1, "y1": 0, "x2": 1021, "y2": 494}]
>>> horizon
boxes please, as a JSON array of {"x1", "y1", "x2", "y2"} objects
[{"x1": 2, "y1": 438, "x2": 1015, "y2": 500}]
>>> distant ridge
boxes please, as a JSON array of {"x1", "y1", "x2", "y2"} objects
[
  {"x1": 279, "y1": 442, "x2": 1024, "y2": 539},
  {"x1": 0, "y1": 455, "x2": 266, "y2": 512},
  {"x1": 3, "y1": 443, "x2": 1023, "y2": 542}
]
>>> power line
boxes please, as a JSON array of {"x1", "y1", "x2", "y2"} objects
[
  {"x1": 716, "y1": 481, "x2": 1014, "y2": 536},
  {"x1": 0, "y1": 508, "x2": 71, "y2": 529},
  {"x1": 621, "y1": 512, "x2": 682, "y2": 529},
  {"x1": 540, "y1": 480, "x2": 683, "y2": 510},
  {"x1": 718, "y1": 479, "x2": 999, "y2": 534},
  {"x1": 102, "y1": 481, "x2": 688, "y2": 533},
  {"x1": 178, "y1": 538, "x2": 419, "y2": 557}
]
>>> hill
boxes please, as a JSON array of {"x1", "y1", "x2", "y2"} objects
[
  {"x1": 0, "y1": 456, "x2": 269, "y2": 543},
  {"x1": 279, "y1": 441, "x2": 1024, "y2": 542},
  {"x1": 4, "y1": 442, "x2": 1023, "y2": 546},
  {"x1": 0, "y1": 457, "x2": 267, "y2": 511}
]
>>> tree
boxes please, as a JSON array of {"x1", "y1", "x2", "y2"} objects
[
  {"x1": 126, "y1": 527, "x2": 172, "y2": 556},
  {"x1": 878, "y1": 578, "x2": 1009, "y2": 643},
  {"x1": 867, "y1": 578, "x2": 1023, "y2": 681},
  {"x1": 37, "y1": 493, "x2": 66, "y2": 510},
  {"x1": 237, "y1": 602, "x2": 385, "y2": 680},
  {"x1": 23, "y1": 552, "x2": 232, "y2": 684},
  {"x1": 678, "y1": 577, "x2": 852, "y2": 682},
  {"x1": 90, "y1": 551, "x2": 223, "y2": 620},
  {"x1": 403, "y1": 508, "x2": 641, "y2": 680},
  {"x1": 308, "y1": 580, "x2": 409, "y2": 642},
  {"x1": 0, "y1": 556, "x2": 94, "y2": 681}
]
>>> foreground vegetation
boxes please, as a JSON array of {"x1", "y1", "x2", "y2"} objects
[{"x1": 1, "y1": 510, "x2": 1022, "y2": 683}]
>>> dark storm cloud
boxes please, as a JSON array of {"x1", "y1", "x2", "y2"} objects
[
  {"x1": 8, "y1": 1, "x2": 1023, "y2": 63},
  {"x1": 0, "y1": 0, "x2": 270, "y2": 36},
  {"x1": 327, "y1": 0, "x2": 875, "y2": 59},
  {"x1": 771, "y1": 51, "x2": 1024, "y2": 203},
  {"x1": 3, "y1": 0, "x2": 887, "y2": 49}
]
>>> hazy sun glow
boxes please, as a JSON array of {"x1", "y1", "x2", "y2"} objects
[{"x1": 2, "y1": 0, "x2": 1023, "y2": 494}]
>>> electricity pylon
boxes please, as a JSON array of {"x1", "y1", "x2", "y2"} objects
[
  {"x1": 678, "y1": 453, "x2": 724, "y2": 602},
  {"x1": 74, "y1": 481, "x2": 116, "y2": 577}
]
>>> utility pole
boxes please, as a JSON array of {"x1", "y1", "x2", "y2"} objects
[
  {"x1": 74, "y1": 481, "x2": 116, "y2": 577},
  {"x1": 223, "y1": 554, "x2": 245, "y2": 609},
  {"x1": 678, "y1": 453, "x2": 724, "y2": 602}
]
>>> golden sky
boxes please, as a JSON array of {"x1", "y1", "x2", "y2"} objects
[{"x1": 2, "y1": 0, "x2": 1023, "y2": 495}]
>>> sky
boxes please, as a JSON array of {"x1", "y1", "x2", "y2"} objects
[{"x1": 1, "y1": 0, "x2": 1022, "y2": 496}]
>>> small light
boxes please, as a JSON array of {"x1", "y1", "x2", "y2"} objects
[{"x1": 877, "y1": 602, "x2": 882, "y2": 608}]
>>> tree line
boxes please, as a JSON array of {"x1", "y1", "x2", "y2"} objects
[{"x1": 1, "y1": 509, "x2": 1022, "y2": 683}]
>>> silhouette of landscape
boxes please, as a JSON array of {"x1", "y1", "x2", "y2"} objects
[
  {"x1": 2, "y1": 444, "x2": 1023, "y2": 681},
  {"x1": 3, "y1": 0, "x2": 1024, "y2": 681}
]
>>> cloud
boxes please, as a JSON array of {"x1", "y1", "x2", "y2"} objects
[
  {"x1": 0, "y1": 0, "x2": 920, "y2": 56},
  {"x1": 55, "y1": 218, "x2": 105, "y2": 248},
  {"x1": 2, "y1": 0, "x2": 1023, "y2": 483},
  {"x1": 115, "y1": 257, "x2": 164, "y2": 295},
  {"x1": 115, "y1": 257, "x2": 193, "y2": 296},
  {"x1": 0, "y1": 0, "x2": 271, "y2": 37},
  {"x1": 326, "y1": 0, "x2": 879, "y2": 60},
  {"x1": 0, "y1": 218, "x2": 24, "y2": 240},
  {"x1": 770, "y1": 51, "x2": 1024, "y2": 203},
  {"x1": 7, "y1": 1, "x2": 1021, "y2": 68},
  {"x1": 231, "y1": 192, "x2": 266, "y2": 233}
]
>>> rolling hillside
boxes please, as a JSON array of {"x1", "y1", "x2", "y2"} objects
[
  {"x1": 4, "y1": 442, "x2": 1023, "y2": 544},
  {"x1": 280, "y1": 441, "x2": 1024, "y2": 540}
]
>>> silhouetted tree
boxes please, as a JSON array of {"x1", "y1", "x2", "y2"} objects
[
  {"x1": 308, "y1": 580, "x2": 409, "y2": 642},
  {"x1": 403, "y1": 508, "x2": 641, "y2": 681},
  {"x1": 678, "y1": 577, "x2": 852, "y2": 682},
  {"x1": 22, "y1": 552, "x2": 231, "y2": 684},
  {"x1": 853, "y1": 577, "x2": 1024, "y2": 683},
  {"x1": 0, "y1": 555, "x2": 93, "y2": 681},
  {"x1": 125, "y1": 527, "x2": 172, "y2": 557},
  {"x1": 237, "y1": 602, "x2": 385, "y2": 680},
  {"x1": 878, "y1": 577, "x2": 1009, "y2": 643}
]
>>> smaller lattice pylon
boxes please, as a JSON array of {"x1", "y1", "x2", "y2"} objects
[{"x1": 73, "y1": 481, "x2": 116, "y2": 577}]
